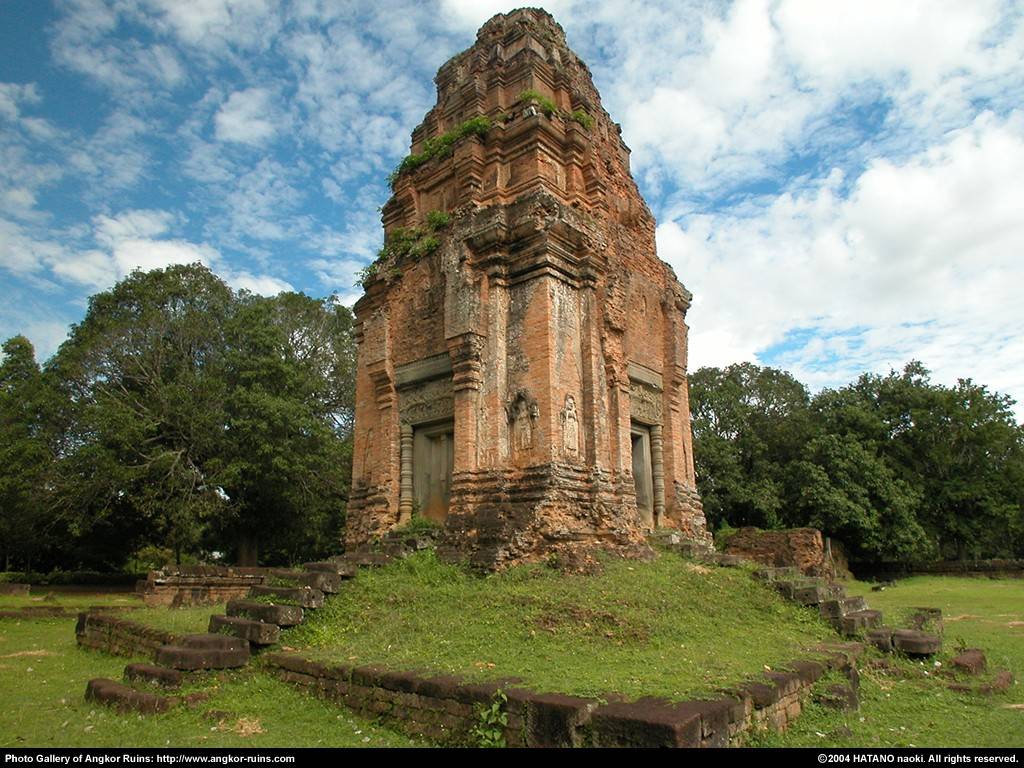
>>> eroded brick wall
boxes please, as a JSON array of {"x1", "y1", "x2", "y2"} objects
[
  {"x1": 75, "y1": 612, "x2": 180, "y2": 660},
  {"x1": 348, "y1": 8, "x2": 712, "y2": 567},
  {"x1": 263, "y1": 648, "x2": 858, "y2": 747},
  {"x1": 725, "y1": 528, "x2": 840, "y2": 576}
]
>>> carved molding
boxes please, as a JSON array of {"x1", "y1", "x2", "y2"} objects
[
  {"x1": 399, "y1": 378, "x2": 455, "y2": 426},
  {"x1": 630, "y1": 380, "x2": 662, "y2": 425}
]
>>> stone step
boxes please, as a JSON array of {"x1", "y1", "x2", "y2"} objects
[
  {"x1": 754, "y1": 566, "x2": 802, "y2": 583},
  {"x1": 867, "y1": 627, "x2": 896, "y2": 652},
  {"x1": 774, "y1": 579, "x2": 811, "y2": 600},
  {"x1": 123, "y1": 663, "x2": 182, "y2": 689},
  {"x1": 248, "y1": 585, "x2": 324, "y2": 609},
  {"x1": 836, "y1": 609, "x2": 883, "y2": 636},
  {"x1": 179, "y1": 633, "x2": 250, "y2": 651},
  {"x1": 892, "y1": 629, "x2": 942, "y2": 656},
  {"x1": 86, "y1": 678, "x2": 176, "y2": 714},
  {"x1": 209, "y1": 614, "x2": 281, "y2": 646},
  {"x1": 819, "y1": 596, "x2": 868, "y2": 619},
  {"x1": 303, "y1": 560, "x2": 357, "y2": 578},
  {"x1": 699, "y1": 553, "x2": 745, "y2": 567},
  {"x1": 265, "y1": 569, "x2": 342, "y2": 594},
  {"x1": 155, "y1": 641, "x2": 250, "y2": 671},
  {"x1": 226, "y1": 599, "x2": 304, "y2": 627},
  {"x1": 380, "y1": 530, "x2": 439, "y2": 551},
  {"x1": 339, "y1": 551, "x2": 392, "y2": 568}
]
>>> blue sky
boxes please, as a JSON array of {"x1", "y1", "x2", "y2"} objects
[{"x1": 2, "y1": 0, "x2": 1024, "y2": 416}]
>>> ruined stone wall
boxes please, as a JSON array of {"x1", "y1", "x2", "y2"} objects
[
  {"x1": 76, "y1": 612, "x2": 180, "y2": 660},
  {"x1": 724, "y1": 528, "x2": 839, "y2": 577},
  {"x1": 264, "y1": 646, "x2": 857, "y2": 747}
]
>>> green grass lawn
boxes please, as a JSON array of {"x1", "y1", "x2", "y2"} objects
[
  {"x1": 283, "y1": 549, "x2": 835, "y2": 701},
  {"x1": 0, "y1": 617, "x2": 424, "y2": 748},
  {"x1": 0, "y1": 590, "x2": 142, "y2": 611},
  {"x1": 752, "y1": 575, "x2": 1024, "y2": 748},
  {"x1": 126, "y1": 604, "x2": 228, "y2": 636},
  {"x1": 4, "y1": 562, "x2": 1018, "y2": 748}
]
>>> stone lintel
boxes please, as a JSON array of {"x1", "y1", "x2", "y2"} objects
[
  {"x1": 627, "y1": 361, "x2": 663, "y2": 390},
  {"x1": 394, "y1": 353, "x2": 453, "y2": 388}
]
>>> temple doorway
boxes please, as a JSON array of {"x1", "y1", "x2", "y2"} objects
[
  {"x1": 631, "y1": 423, "x2": 654, "y2": 528},
  {"x1": 413, "y1": 420, "x2": 454, "y2": 523}
]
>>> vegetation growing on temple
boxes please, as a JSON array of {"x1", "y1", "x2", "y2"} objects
[{"x1": 388, "y1": 116, "x2": 492, "y2": 185}]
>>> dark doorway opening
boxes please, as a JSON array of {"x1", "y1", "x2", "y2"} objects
[
  {"x1": 631, "y1": 422, "x2": 654, "y2": 528},
  {"x1": 413, "y1": 420, "x2": 454, "y2": 523}
]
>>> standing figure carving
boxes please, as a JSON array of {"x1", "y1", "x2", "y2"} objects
[{"x1": 562, "y1": 394, "x2": 580, "y2": 457}]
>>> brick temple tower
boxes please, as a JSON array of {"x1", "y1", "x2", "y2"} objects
[{"x1": 346, "y1": 8, "x2": 711, "y2": 567}]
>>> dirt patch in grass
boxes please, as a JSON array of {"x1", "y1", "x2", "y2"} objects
[
  {"x1": 212, "y1": 716, "x2": 265, "y2": 737},
  {"x1": 0, "y1": 649, "x2": 56, "y2": 658},
  {"x1": 533, "y1": 605, "x2": 652, "y2": 643}
]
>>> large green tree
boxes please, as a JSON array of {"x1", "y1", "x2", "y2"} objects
[
  {"x1": 209, "y1": 292, "x2": 356, "y2": 565},
  {"x1": 0, "y1": 336, "x2": 55, "y2": 570},
  {"x1": 691, "y1": 360, "x2": 1024, "y2": 562},
  {"x1": 689, "y1": 363, "x2": 813, "y2": 530},
  {"x1": 47, "y1": 265, "x2": 234, "y2": 566},
  {"x1": 815, "y1": 363, "x2": 1024, "y2": 560}
]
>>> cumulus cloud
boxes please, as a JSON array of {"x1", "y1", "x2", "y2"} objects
[
  {"x1": 214, "y1": 88, "x2": 280, "y2": 145},
  {"x1": 4, "y1": 0, "x2": 1023, "y2": 415},
  {"x1": 662, "y1": 110, "x2": 1024, "y2": 406},
  {"x1": 224, "y1": 269, "x2": 294, "y2": 295}
]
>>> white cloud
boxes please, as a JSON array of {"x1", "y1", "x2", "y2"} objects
[
  {"x1": 662, "y1": 110, "x2": 1024, "y2": 409},
  {"x1": 775, "y1": 0, "x2": 999, "y2": 90},
  {"x1": 0, "y1": 83, "x2": 41, "y2": 122},
  {"x1": 214, "y1": 88, "x2": 279, "y2": 145},
  {"x1": 224, "y1": 269, "x2": 293, "y2": 295},
  {"x1": 0, "y1": 217, "x2": 68, "y2": 276},
  {"x1": 144, "y1": 0, "x2": 280, "y2": 52},
  {"x1": 111, "y1": 237, "x2": 218, "y2": 276},
  {"x1": 50, "y1": 1, "x2": 186, "y2": 94},
  {"x1": 94, "y1": 209, "x2": 175, "y2": 247},
  {"x1": 51, "y1": 248, "x2": 115, "y2": 287}
]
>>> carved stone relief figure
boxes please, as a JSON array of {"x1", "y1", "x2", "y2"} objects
[
  {"x1": 506, "y1": 391, "x2": 539, "y2": 452},
  {"x1": 561, "y1": 394, "x2": 580, "y2": 457},
  {"x1": 514, "y1": 399, "x2": 532, "y2": 450}
]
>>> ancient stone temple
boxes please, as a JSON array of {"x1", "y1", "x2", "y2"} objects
[{"x1": 346, "y1": 8, "x2": 711, "y2": 568}]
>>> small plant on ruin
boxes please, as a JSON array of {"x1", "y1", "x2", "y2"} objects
[
  {"x1": 517, "y1": 90, "x2": 594, "y2": 131},
  {"x1": 569, "y1": 108, "x2": 594, "y2": 130},
  {"x1": 471, "y1": 689, "x2": 508, "y2": 748},
  {"x1": 358, "y1": 225, "x2": 443, "y2": 287},
  {"x1": 518, "y1": 88, "x2": 558, "y2": 117},
  {"x1": 425, "y1": 209, "x2": 450, "y2": 231},
  {"x1": 389, "y1": 115, "x2": 493, "y2": 185},
  {"x1": 393, "y1": 515, "x2": 441, "y2": 536}
]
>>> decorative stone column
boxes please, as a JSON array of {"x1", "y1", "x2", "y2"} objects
[
  {"x1": 398, "y1": 422, "x2": 414, "y2": 525},
  {"x1": 650, "y1": 424, "x2": 665, "y2": 527}
]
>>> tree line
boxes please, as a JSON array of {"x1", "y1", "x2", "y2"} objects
[
  {"x1": 0, "y1": 264, "x2": 355, "y2": 572},
  {"x1": 690, "y1": 362, "x2": 1024, "y2": 563},
  {"x1": 3, "y1": 264, "x2": 1021, "y2": 572}
]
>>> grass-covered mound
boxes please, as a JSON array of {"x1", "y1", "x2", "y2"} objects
[{"x1": 284, "y1": 549, "x2": 834, "y2": 700}]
